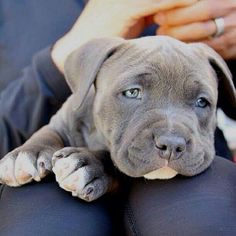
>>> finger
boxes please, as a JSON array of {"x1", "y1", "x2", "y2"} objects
[
  {"x1": 157, "y1": 21, "x2": 216, "y2": 41},
  {"x1": 154, "y1": 0, "x2": 233, "y2": 26},
  {"x1": 157, "y1": 10, "x2": 236, "y2": 41},
  {"x1": 151, "y1": 0, "x2": 198, "y2": 12},
  {"x1": 202, "y1": 25, "x2": 236, "y2": 50},
  {"x1": 222, "y1": 46, "x2": 236, "y2": 60},
  {"x1": 207, "y1": 43, "x2": 236, "y2": 60},
  {"x1": 135, "y1": 0, "x2": 198, "y2": 16},
  {"x1": 223, "y1": 11, "x2": 236, "y2": 32},
  {"x1": 202, "y1": 36, "x2": 228, "y2": 51},
  {"x1": 202, "y1": 30, "x2": 236, "y2": 59}
]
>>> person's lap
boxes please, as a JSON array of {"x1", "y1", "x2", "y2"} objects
[
  {"x1": 125, "y1": 156, "x2": 236, "y2": 236},
  {"x1": 0, "y1": 176, "x2": 124, "y2": 236},
  {"x1": 1, "y1": 157, "x2": 236, "y2": 236}
]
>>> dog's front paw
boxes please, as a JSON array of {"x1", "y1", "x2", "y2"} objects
[
  {"x1": 0, "y1": 146, "x2": 53, "y2": 187},
  {"x1": 52, "y1": 147, "x2": 112, "y2": 202}
]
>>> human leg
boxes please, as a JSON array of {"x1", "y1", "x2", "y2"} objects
[
  {"x1": 125, "y1": 156, "x2": 236, "y2": 236},
  {"x1": 0, "y1": 176, "x2": 123, "y2": 236}
]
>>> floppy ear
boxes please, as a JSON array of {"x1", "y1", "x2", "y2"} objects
[
  {"x1": 64, "y1": 37, "x2": 125, "y2": 109},
  {"x1": 192, "y1": 43, "x2": 236, "y2": 120}
]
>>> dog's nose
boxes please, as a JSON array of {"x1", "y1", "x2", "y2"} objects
[{"x1": 155, "y1": 135, "x2": 186, "y2": 160}]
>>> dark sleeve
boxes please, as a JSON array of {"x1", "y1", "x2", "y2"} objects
[{"x1": 0, "y1": 47, "x2": 71, "y2": 158}]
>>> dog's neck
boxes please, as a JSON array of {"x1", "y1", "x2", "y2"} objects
[{"x1": 75, "y1": 89, "x2": 109, "y2": 151}]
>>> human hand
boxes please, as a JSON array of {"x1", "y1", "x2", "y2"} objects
[
  {"x1": 52, "y1": 0, "x2": 197, "y2": 72},
  {"x1": 154, "y1": 0, "x2": 236, "y2": 59}
]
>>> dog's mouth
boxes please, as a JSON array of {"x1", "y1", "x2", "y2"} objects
[
  {"x1": 142, "y1": 151, "x2": 207, "y2": 180},
  {"x1": 113, "y1": 139, "x2": 212, "y2": 178},
  {"x1": 143, "y1": 160, "x2": 178, "y2": 180},
  {"x1": 111, "y1": 111, "x2": 214, "y2": 178}
]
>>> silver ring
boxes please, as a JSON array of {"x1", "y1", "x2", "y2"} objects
[{"x1": 212, "y1": 17, "x2": 225, "y2": 38}]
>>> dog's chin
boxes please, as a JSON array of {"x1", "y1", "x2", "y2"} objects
[{"x1": 173, "y1": 150, "x2": 214, "y2": 177}]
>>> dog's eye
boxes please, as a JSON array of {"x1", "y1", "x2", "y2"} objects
[
  {"x1": 122, "y1": 88, "x2": 141, "y2": 99},
  {"x1": 195, "y1": 97, "x2": 210, "y2": 108}
]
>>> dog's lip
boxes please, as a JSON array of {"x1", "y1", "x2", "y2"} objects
[
  {"x1": 144, "y1": 160, "x2": 175, "y2": 173},
  {"x1": 143, "y1": 162, "x2": 178, "y2": 180}
]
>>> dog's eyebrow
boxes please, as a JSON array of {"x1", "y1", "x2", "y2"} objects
[
  {"x1": 184, "y1": 79, "x2": 215, "y2": 101},
  {"x1": 117, "y1": 72, "x2": 154, "y2": 89},
  {"x1": 119, "y1": 70, "x2": 152, "y2": 79}
]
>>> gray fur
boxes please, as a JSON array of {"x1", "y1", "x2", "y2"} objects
[{"x1": 1, "y1": 36, "x2": 236, "y2": 201}]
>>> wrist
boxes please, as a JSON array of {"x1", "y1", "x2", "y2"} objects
[
  {"x1": 51, "y1": 3, "x2": 137, "y2": 73},
  {"x1": 51, "y1": 24, "x2": 126, "y2": 74},
  {"x1": 51, "y1": 34, "x2": 78, "y2": 74}
]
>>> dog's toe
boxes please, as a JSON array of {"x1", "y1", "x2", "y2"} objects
[
  {"x1": 53, "y1": 156, "x2": 83, "y2": 182},
  {"x1": 52, "y1": 148, "x2": 112, "y2": 201},
  {"x1": 79, "y1": 175, "x2": 110, "y2": 202},
  {"x1": 52, "y1": 147, "x2": 81, "y2": 164},
  {"x1": 0, "y1": 154, "x2": 19, "y2": 186},
  {"x1": 15, "y1": 152, "x2": 40, "y2": 184},
  {"x1": 0, "y1": 148, "x2": 53, "y2": 187}
]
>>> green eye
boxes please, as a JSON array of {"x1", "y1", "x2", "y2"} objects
[{"x1": 122, "y1": 88, "x2": 141, "y2": 99}]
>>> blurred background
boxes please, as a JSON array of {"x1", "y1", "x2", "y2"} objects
[{"x1": 218, "y1": 110, "x2": 236, "y2": 161}]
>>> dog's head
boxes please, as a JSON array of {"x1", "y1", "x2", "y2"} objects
[{"x1": 64, "y1": 36, "x2": 236, "y2": 179}]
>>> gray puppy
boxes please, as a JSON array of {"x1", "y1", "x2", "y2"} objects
[{"x1": 1, "y1": 36, "x2": 236, "y2": 201}]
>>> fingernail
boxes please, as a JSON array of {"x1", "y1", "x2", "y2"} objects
[{"x1": 154, "y1": 13, "x2": 166, "y2": 25}]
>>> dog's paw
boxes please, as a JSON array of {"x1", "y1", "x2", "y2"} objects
[
  {"x1": 0, "y1": 147, "x2": 53, "y2": 187},
  {"x1": 52, "y1": 147, "x2": 111, "y2": 202}
]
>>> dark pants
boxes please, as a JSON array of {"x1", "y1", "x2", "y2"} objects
[
  {"x1": 0, "y1": 178, "x2": 124, "y2": 236},
  {"x1": 1, "y1": 157, "x2": 236, "y2": 236},
  {"x1": 125, "y1": 157, "x2": 236, "y2": 236}
]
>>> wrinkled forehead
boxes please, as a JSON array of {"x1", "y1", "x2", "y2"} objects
[{"x1": 97, "y1": 37, "x2": 218, "y2": 96}]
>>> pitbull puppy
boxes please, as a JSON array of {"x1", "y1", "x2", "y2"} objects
[{"x1": 0, "y1": 36, "x2": 236, "y2": 201}]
